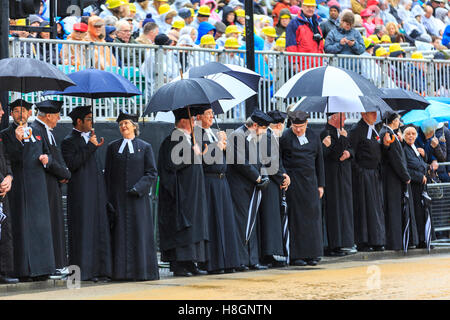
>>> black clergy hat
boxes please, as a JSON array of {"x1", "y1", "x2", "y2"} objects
[
  {"x1": 68, "y1": 106, "x2": 92, "y2": 122},
  {"x1": 189, "y1": 105, "x2": 211, "y2": 116},
  {"x1": 383, "y1": 110, "x2": 401, "y2": 124},
  {"x1": 116, "y1": 110, "x2": 139, "y2": 123},
  {"x1": 9, "y1": 99, "x2": 33, "y2": 111},
  {"x1": 267, "y1": 110, "x2": 287, "y2": 124},
  {"x1": 250, "y1": 109, "x2": 273, "y2": 127},
  {"x1": 288, "y1": 109, "x2": 309, "y2": 124},
  {"x1": 173, "y1": 108, "x2": 192, "y2": 121},
  {"x1": 35, "y1": 100, "x2": 63, "y2": 114}
]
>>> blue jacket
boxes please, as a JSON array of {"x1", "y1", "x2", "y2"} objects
[
  {"x1": 324, "y1": 27, "x2": 365, "y2": 55},
  {"x1": 196, "y1": 22, "x2": 216, "y2": 45}
]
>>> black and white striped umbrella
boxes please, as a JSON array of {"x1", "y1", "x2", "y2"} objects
[
  {"x1": 275, "y1": 66, "x2": 384, "y2": 99},
  {"x1": 292, "y1": 95, "x2": 393, "y2": 113}
]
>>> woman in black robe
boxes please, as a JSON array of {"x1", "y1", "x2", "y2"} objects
[
  {"x1": 403, "y1": 126, "x2": 436, "y2": 248},
  {"x1": 379, "y1": 112, "x2": 417, "y2": 251},
  {"x1": 105, "y1": 112, "x2": 159, "y2": 281}
]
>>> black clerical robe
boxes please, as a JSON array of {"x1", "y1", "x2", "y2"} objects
[
  {"x1": 105, "y1": 138, "x2": 159, "y2": 281},
  {"x1": 279, "y1": 128, "x2": 325, "y2": 260},
  {"x1": 31, "y1": 120, "x2": 71, "y2": 269},
  {"x1": 61, "y1": 129, "x2": 112, "y2": 281},
  {"x1": 0, "y1": 123, "x2": 55, "y2": 277},
  {"x1": 0, "y1": 138, "x2": 13, "y2": 277},
  {"x1": 320, "y1": 123, "x2": 355, "y2": 250},
  {"x1": 158, "y1": 129, "x2": 209, "y2": 263}
]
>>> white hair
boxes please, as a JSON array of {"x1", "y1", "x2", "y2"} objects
[
  {"x1": 178, "y1": 34, "x2": 195, "y2": 46},
  {"x1": 180, "y1": 26, "x2": 197, "y2": 39},
  {"x1": 115, "y1": 19, "x2": 131, "y2": 31},
  {"x1": 104, "y1": 15, "x2": 119, "y2": 26}
]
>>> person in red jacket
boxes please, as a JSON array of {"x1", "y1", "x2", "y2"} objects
[{"x1": 286, "y1": 0, "x2": 324, "y2": 72}]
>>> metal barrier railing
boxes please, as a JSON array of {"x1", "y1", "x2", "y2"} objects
[{"x1": 7, "y1": 37, "x2": 450, "y2": 123}]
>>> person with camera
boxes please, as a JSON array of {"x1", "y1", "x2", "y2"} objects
[
  {"x1": 285, "y1": 0, "x2": 325, "y2": 71},
  {"x1": 324, "y1": 11, "x2": 365, "y2": 56}
]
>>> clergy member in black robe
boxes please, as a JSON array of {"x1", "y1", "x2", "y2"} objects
[
  {"x1": 61, "y1": 106, "x2": 112, "y2": 282},
  {"x1": 349, "y1": 112, "x2": 391, "y2": 252},
  {"x1": 279, "y1": 110, "x2": 325, "y2": 266},
  {"x1": 105, "y1": 111, "x2": 159, "y2": 281},
  {"x1": 31, "y1": 100, "x2": 71, "y2": 273},
  {"x1": 158, "y1": 107, "x2": 209, "y2": 277},
  {"x1": 403, "y1": 125, "x2": 435, "y2": 248},
  {"x1": 320, "y1": 113, "x2": 355, "y2": 256},
  {"x1": 258, "y1": 110, "x2": 290, "y2": 267},
  {"x1": 193, "y1": 106, "x2": 241, "y2": 274},
  {"x1": 379, "y1": 112, "x2": 417, "y2": 251},
  {"x1": 0, "y1": 102, "x2": 18, "y2": 284},
  {"x1": 0, "y1": 99, "x2": 55, "y2": 280},
  {"x1": 227, "y1": 109, "x2": 271, "y2": 271}
]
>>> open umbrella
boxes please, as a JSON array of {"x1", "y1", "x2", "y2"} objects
[
  {"x1": 43, "y1": 68, "x2": 141, "y2": 99},
  {"x1": 281, "y1": 189, "x2": 290, "y2": 264},
  {"x1": 292, "y1": 95, "x2": 393, "y2": 114},
  {"x1": 275, "y1": 66, "x2": 384, "y2": 99},
  {"x1": 0, "y1": 57, "x2": 75, "y2": 93},
  {"x1": 402, "y1": 100, "x2": 450, "y2": 125},
  {"x1": 143, "y1": 78, "x2": 234, "y2": 115},
  {"x1": 380, "y1": 88, "x2": 430, "y2": 111}
]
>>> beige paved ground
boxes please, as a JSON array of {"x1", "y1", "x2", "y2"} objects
[{"x1": 2, "y1": 254, "x2": 450, "y2": 300}]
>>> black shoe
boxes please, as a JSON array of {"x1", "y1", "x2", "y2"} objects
[
  {"x1": 0, "y1": 275, "x2": 19, "y2": 284},
  {"x1": 236, "y1": 265, "x2": 249, "y2": 272},
  {"x1": 208, "y1": 269, "x2": 224, "y2": 275},
  {"x1": 224, "y1": 268, "x2": 236, "y2": 273},
  {"x1": 306, "y1": 259, "x2": 318, "y2": 266},
  {"x1": 32, "y1": 275, "x2": 49, "y2": 282},
  {"x1": 341, "y1": 247, "x2": 358, "y2": 255},
  {"x1": 98, "y1": 277, "x2": 111, "y2": 283},
  {"x1": 292, "y1": 259, "x2": 307, "y2": 266},
  {"x1": 185, "y1": 262, "x2": 208, "y2": 275},
  {"x1": 250, "y1": 264, "x2": 268, "y2": 270},
  {"x1": 89, "y1": 277, "x2": 99, "y2": 282},
  {"x1": 328, "y1": 249, "x2": 346, "y2": 257},
  {"x1": 173, "y1": 268, "x2": 193, "y2": 277},
  {"x1": 19, "y1": 277, "x2": 33, "y2": 282},
  {"x1": 372, "y1": 245, "x2": 385, "y2": 252},
  {"x1": 270, "y1": 260, "x2": 287, "y2": 268},
  {"x1": 357, "y1": 245, "x2": 373, "y2": 252}
]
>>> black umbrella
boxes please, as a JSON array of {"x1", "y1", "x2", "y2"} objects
[
  {"x1": 143, "y1": 78, "x2": 234, "y2": 116},
  {"x1": 245, "y1": 187, "x2": 262, "y2": 245},
  {"x1": 421, "y1": 189, "x2": 433, "y2": 253},
  {"x1": 0, "y1": 58, "x2": 75, "y2": 93},
  {"x1": 402, "y1": 189, "x2": 411, "y2": 253},
  {"x1": 281, "y1": 189, "x2": 290, "y2": 264},
  {"x1": 381, "y1": 88, "x2": 430, "y2": 111}
]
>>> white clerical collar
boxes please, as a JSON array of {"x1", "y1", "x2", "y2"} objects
[
  {"x1": 73, "y1": 128, "x2": 90, "y2": 143},
  {"x1": 366, "y1": 123, "x2": 379, "y2": 140},
  {"x1": 297, "y1": 133, "x2": 309, "y2": 145},
  {"x1": 36, "y1": 118, "x2": 56, "y2": 146},
  {"x1": 336, "y1": 128, "x2": 340, "y2": 138},
  {"x1": 118, "y1": 138, "x2": 134, "y2": 154},
  {"x1": 411, "y1": 144, "x2": 420, "y2": 157},
  {"x1": 202, "y1": 126, "x2": 217, "y2": 142},
  {"x1": 176, "y1": 128, "x2": 192, "y2": 144}
]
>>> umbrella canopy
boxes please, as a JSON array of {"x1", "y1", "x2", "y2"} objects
[
  {"x1": 381, "y1": 88, "x2": 430, "y2": 111},
  {"x1": 143, "y1": 78, "x2": 234, "y2": 116},
  {"x1": 292, "y1": 95, "x2": 393, "y2": 113},
  {"x1": 402, "y1": 100, "x2": 450, "y2": 125},
  {"x1": 275, "y1": 66, "x2": 384, "y2": 99},
  {"x1": 188, "y1": 62, "x2": 261, "y2": 92},
  {"x1": 0, "y1": 57, "x2": 75, "y2": 93},
  {"x1": 43, "y1": 68, "x2": 141, "y2": 99}
]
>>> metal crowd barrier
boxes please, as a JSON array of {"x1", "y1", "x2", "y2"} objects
[{"x1": 7, "y1": 37, "x2": 450, "y2": 123}]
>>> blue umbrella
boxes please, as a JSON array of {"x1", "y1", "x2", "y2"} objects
[
  {"x1": 43, "y1": 68, "x2": 141, "y2": 99},
  {"x1": 402, "y1": 100, "x2": 450, "y2": 125}
]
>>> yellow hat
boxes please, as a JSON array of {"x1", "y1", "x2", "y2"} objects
[
  {"x1": 262, "y1": 26, "x2": 277, "y2": 38},
  {"x1": 200, "y1": 34, "x2": 216, "y2": 46},
  {"x1": 225, "y1": 25, "x2": 241, "y2": 34},
  {"x1": 235, "y1": 9, "x2": 245, "y2": 18},
  {"x1": 15, "y1": 19, "x2": 26, "y2": 26},
  {"x1": 158, "y1": 3, "x2": 171, "y2": 15},
  {"x1": 189, "y1": 8, "x2": 195, "y2": 16},
  {"x1": 275, "y1": 37, "x2": 286, "y2": 48},
  {"x1": 280, "y1": 14, "x2": 291, "y2": 19},
  {"x1": 280, "y1": 32, "x2": 286, "y2": 39},
  {"x1": 363, "y1": 36, "x2": 374, "y2": 49},
  {"x1": 302, "y1": 0, "x2": 317, "y2": 6},
  {"x1": 225, "y1": 37, "x2": 240, "y2": 49},
  {"x1": 128, "y1": 3, "x2": 136, "y2": 13},
  {"x1": 107, "y1": 0, "x2": 127, "y2": 9},
  {"x1": 375, "y1": 47, "x2": 388, "y2": 57},
  {"x1": 380, "y1": 34, "x2": 391, "y2": 43},
  {"x1": 411, "y1": 51, "x2": 424, "y2": 59},
  {"x1": 389, "y1": 43, "x2": 405, "y2": 54},
  {"x1": 368, "y1": 34, "x2": 381, "y2": 44},
  {"x1": 172, "y1": 20, "x2": 185, "y2": 29},
  {"x1": 198, "y1": 5, "x2": 211, "y2": 16}
]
